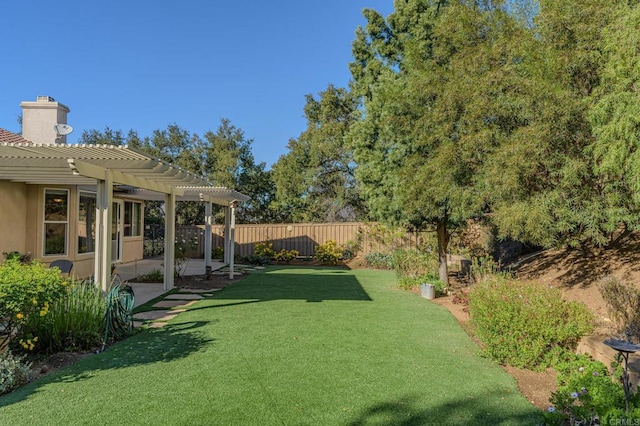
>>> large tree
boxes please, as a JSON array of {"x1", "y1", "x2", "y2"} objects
[
  {"x1": 203, "y1": 119, "x2": 276, "y2": 223},
  {"x1": 271, "y1": 85, "x2": 366, "y2": 223},
  {"x1": 488, "y1": 0, "x2": 618, "y2": 248},
  {"x1": 350, "y1": 1, "x2": 522, "y2": 284},
  {"x1": 587, "y1": 1, "x2": 640, "y2": 245},
  {"x1": 352, "y1": 0, "x2": 623, "y2": 285}
]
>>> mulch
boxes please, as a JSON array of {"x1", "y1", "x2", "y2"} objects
[{"x1": 173, "y1": 272, "x2": 247, "y2": 290}]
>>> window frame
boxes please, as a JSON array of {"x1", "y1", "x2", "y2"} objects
[
  {"x1": 123, "y1": 200, "x2": 142, "y2": 238},
  {"x1": 43, "y1": 188, "x2": 69, "y2": 257},
  {"x1": 77, "y1": 191, "x2": 97, "y2": 255}
]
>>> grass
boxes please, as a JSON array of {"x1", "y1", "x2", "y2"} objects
[{"x1": 0, "y1": 266, "x2": 541, "y2": 425}]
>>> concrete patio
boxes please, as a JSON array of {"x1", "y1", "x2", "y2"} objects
[{"x1": 115, "y1": 257, "x2": 225, "y2": 307}]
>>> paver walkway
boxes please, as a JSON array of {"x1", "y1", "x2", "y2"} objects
[
  {"x1": 132, "y1": 290, "x2": 215, "y2": 328},
  {"x1": 131, "y1": 264, "x2": 259, "y2": 328}
]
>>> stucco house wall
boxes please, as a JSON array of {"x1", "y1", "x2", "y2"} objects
[
  {"x1": 0, "y1": 181, "x2": 28, "y2": 256},
  {"x1": 0, "y1": 180, "x2": 145, "y2": 279}
]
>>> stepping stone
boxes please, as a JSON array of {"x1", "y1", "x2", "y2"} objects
[
  {"x1": 254, "y1": 266, "x2": 266, "y2": 269},
  {"x1": 133, "y1": 321, "x2": 144, "y2": 328},
  {"x1": 148, "y1": 322, "x2": 167, "y2": 328},
  {"x1": 133, "y1": 310, "x2": 179, "y2": 321},
  {"x1": 164, "y1": 293, "x2": 204, "y2": 300},
  {"x1": 153, "y1": 300, "x2": 198, "y2": 309},
  {"x1": 177, "y1": 288, "x2": 210, "y2": 293}
]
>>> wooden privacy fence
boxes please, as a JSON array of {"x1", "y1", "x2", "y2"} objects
[{"x1": 174, "y1": 222, "x2": 427, "y2": 258}]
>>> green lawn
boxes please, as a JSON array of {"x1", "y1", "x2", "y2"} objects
[{"x1": 0, "y1": 267, "x2": 540, "y2": 425}]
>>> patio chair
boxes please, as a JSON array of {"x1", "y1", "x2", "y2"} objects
[{"x1": 49, "y1": 259, "x2": 74, "y2": 275}]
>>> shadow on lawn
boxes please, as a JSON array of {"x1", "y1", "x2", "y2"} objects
[
  {"x1": 201, "y1": 266, "x2": 373, "y2": 306},
  {"x1": 0, "y1": 320, "x2": 213, "y2": 408},
  {"x1": 347, "y1": 392, "x2": 540, "y2": 425}
]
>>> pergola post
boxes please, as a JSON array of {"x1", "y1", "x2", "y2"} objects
[
  {"x1": 94, "y1": 171, "x2": 113, "y2": 292},
  {"x1": 223, "y1": 206, "x2": 231, "y2": 264},
  {"x1": 204, "y1": 201, "x2": 212, "y2": 278},
  {"x1": 229, "y1": 201, "x2": 237, "y2": 279},
  {"x1": 163, "y1": 190, "x2": 176, "y2": 290}
]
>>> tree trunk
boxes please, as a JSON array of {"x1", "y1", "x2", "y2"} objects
[{"x1": 437, "y1": 219, "x2": 450, "y2": 285}]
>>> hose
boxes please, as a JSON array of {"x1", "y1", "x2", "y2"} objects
[{"x1": 100, "y1": 282, "x2": 135, "y2": 352}]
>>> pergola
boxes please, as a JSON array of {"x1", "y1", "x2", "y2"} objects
[{"x1": 0, "y1": 143, "x2": 249, "y2": 291}]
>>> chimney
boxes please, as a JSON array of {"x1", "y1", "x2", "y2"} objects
[{"x1": 20, "y1": 96, "x2": 71, "y2": 145}]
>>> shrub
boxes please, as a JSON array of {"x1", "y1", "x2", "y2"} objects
[
  {"x1": 314, "y1": 240, "x2": 343, "y2": 265},
  {"x1": 274, "y1": 249, "x2": 299, "y2": 263},
  {"x1": 0, "y1": 259, "x2": 67, "y2": 352},
  {"x1": 470, "y1": 255, "x2": 509, "y2": 283},
  {"x1": 254, "y1": 241, "x2": 275, "y2": 258},
  {"x1": 392, "y1": 249, "x2": 438, "y2": 290},
  {"x1": 135, "y1": 269, "x2": 164, "y2": 283},
  {"x1": 543, "y1": 353, "x2": 628, "y2": 424},
  {"x1": 597, "y1": 275, "x2": 640, "y2": 342},
  {"x1": 341, "y1": 239, "x2": 359, "y2": 260},
  {"x1": 0, "y1": 351, "x2": 31, "y2": 395},
  {"x1": 211, "y1": 246, "x2": 224, "y2": 259},
  {"x1": 468, "y1": 277, "x2": 594, "y2": 370},
  {"x1": 364, "y1": 252, "x2": 394, "y2": 270},
  {"x1": 19, "y1": 280, "x2": 107, "y2": 354},
  {"x1": 175, "y1": 235, "x2": 199, "y2": 259}
]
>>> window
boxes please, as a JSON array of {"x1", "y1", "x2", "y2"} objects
[
  {"x1": 78, "y1": 192, "x2": 96, "y2": 254},
  {"x1": 124, "y1": 201, "x2": 141, "y2": 237},
  {"x1": 44, "y1": 189, "x2": 68, "y2": 256}
]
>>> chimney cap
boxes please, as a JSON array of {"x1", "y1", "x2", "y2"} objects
[{"x1": 36, "y1": 96, "x2": 56, "y2": 102}]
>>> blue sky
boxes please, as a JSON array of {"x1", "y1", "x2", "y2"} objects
[{"x1": 0, "y1": 1, "x2": 394, "y2": 168}]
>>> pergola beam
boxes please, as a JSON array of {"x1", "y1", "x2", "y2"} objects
[{"x1": 69, "y1": 159, "x2": 184, "y2": 196}]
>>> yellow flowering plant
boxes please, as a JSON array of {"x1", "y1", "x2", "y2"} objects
[{"x1": 0, "y1": 258, "x2": 67, "y2": 353}]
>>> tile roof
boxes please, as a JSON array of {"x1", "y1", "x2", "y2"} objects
[{"x1": 0, "y1": 128, "x2": 32, "y2": 144}]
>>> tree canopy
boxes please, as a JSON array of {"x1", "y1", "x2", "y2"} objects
[
  {"x1": 271, "y1": 85, "x2": 366, "y2": 223},
  {"x1": 346, "y1": 0, "x2": 630, "y2": 280},
  {"x1": 79, "y1": 120, "x2": 276, "y2": 225}
]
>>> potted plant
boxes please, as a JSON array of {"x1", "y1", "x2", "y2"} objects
[{"x1": 419, "y1": 273, "x2": 445, "y2": 300}]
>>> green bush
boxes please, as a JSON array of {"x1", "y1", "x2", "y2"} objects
[
  {"x1": 0, "y1": 351, "x2": 31, "y2": 395},
  {"x1": 468, "y1": 277, "x2": 594, "y2": 370},
  {"x1": 274, "y1": 249, "x2": 299, "y2": 263},
  {"x1": 211, "y1": 246, "x2": 224, "y2": 259},
  {"x1": 244, "y1": 255, "x2": 270, "y2": 266},
  {"x1": 364, "y1": 252, "x2": 394, "y2": 270},
  {"x1": 254, "y1": 241, "x2": 275, "y2": 258},
  {"x1": 136, "y1": 269, "x2": 163, "y2": 283},
  {"x1": 543, "y1": 353, "x2": 628, "y2": 424},
  {"x1": 392, "y1": 249, "x2": 438, "y2": 290},
  {"x1": 19, "y1": 281, "x2": 107, "y2": 354},
  {"x1": 314, "y1": 240, "x2": 343, "y2": 265},
  {"x1": 0, "y1": 259, "x2": 67, "y2": 352}
]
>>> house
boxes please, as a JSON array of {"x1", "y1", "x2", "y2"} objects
[{"x1": 0, "y1": 96, "x2": 249, "y2": 291}]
